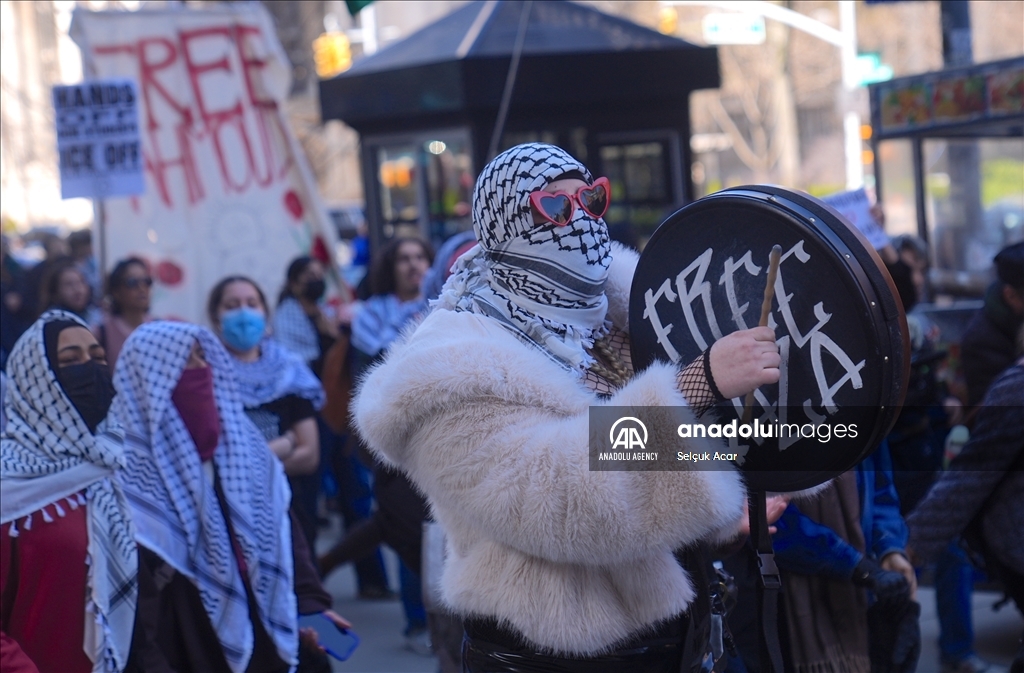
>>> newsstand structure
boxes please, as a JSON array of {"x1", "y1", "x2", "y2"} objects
[{"x1": 319, "y1": 0, "x2": 721, "y2": 250}]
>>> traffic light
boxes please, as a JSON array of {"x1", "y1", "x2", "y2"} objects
[
  {"x1": 313, "y1": 32, "x2": 351, "y2": 79},
  {"x1": 860, "y1": 124, "x2": 874, "y2": 166},
  {"x1": 658, "y1": 7, "x2": 678, "y2": 35}
]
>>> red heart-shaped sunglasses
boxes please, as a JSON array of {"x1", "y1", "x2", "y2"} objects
[{"x1": 528, "y1": 177, "x2": 611, "y2": 227}]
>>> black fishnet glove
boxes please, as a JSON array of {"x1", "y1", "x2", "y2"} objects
[{"x1": 677, "y1": 349, "x2": 726, "y2": 418}]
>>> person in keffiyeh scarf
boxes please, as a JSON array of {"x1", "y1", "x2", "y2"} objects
[
  {"x1": 1, "y1": 310, "x2": 137, "y2": 673},
  {"x1": 353, "y1": 143, "x2": 787, "y2": 672},
  {"x1": 111, "y1": 321, "x2": 297, "y2": 673},
  {"x1": 434, "y1": 142, "x2": 613, "y2": 374}
]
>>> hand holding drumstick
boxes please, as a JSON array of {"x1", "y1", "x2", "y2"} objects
[{"x1": 706, "y1": 246, "x2": 783, "y2": 402}]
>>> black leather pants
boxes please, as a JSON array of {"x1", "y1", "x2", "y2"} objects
[{"x1": 461, "y1": 614, "x2": 687, "y2": 673}]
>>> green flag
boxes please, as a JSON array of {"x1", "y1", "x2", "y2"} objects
[{"x1": 345, "y1": 0, "x2": 374, "y2": 16}]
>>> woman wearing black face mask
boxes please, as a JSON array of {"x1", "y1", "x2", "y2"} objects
[
  {"x1": 273, "y1": 256, "x2": 338, "y2": 379},
  {"x1": 1, "y1": 310, "x2": 137, "y2": 673}
]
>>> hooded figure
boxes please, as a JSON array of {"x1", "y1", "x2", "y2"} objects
[
  {"x1": 1, "y1": 310, "x2": 136, "y2": 673},
  {"x1": 112, "y1": 322, "x2": 296, "y2": 673},
  {"x1": 353, "y1": 144, "x2": 779, "y2": 672}
]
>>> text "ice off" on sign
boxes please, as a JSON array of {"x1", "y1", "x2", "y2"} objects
[{"x1": 53, "y1": 78, "x2": 144, "y2": 199}]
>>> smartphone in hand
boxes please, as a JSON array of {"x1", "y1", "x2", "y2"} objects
[{"x1": 298, "y1": 613, "x2": 360, "y2": 661}]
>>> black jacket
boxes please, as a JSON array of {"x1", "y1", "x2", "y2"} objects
[
  {"x1": 961, "y1": 284, "x2": 1023, "y2": 408},
  {"x1": 907, "y1": 363, "x2": 1024, "y2": 575}
]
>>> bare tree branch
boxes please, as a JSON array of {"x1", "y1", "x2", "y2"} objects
[{"x1": 707, "y1": 96, "x2": 765, "y2": 172}]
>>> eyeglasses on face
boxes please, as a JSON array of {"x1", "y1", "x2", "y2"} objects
[
  {"x1": 528, "y1": 176, "x2": 611, "y2": 227},
  {"x1": 123, "y1": 277, "x2": 154, "y2": 290}
]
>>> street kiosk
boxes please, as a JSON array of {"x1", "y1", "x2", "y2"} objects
[
  {"x1": 868, "y1": 56, "x2": 1023, "y2": 349},
  {"x1": 319, "y1": 0, "x2": 721, "y2": 252}
]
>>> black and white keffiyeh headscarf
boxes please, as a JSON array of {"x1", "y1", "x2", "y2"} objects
[
  {"x1": 1, "y1": 310, "x2": 137, "y2": 673},
  {"x1": 230, "y1": 337, "x2": 325, "y2": 411},
  {"x1": 111, "y1": 322, "x2": 296, "y2": 672},
  {"x1": 434, "y1": 143, "x2": 613, "y2": 373}
]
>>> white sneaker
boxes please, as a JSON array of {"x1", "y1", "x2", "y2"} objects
[
  {"x1": 941, "y1": 655, "x2": 1004, "y2": 673},
  {"x1": 404, "y1": 628, "x2": 433, "y2": 657}
]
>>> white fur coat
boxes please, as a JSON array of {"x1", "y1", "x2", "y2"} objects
[{"x1": 352, "y1": 242, "x2": 747, "y2": 655}]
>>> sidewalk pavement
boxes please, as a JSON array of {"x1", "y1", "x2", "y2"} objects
[
  {"x1": 316, "y1": 516, "x2": 1023, "y2": 673},
  {"x1": 317, "y1": 517, "x2": 437, "y2": 673},
  {"x1": 916, "y1": 586, "x2": 1021, "y2": 673}
]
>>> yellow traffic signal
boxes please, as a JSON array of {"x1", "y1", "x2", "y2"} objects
[
  {"x1": 313, "y1": 32, "x2": 351, "y2": 78},
  {"x1": 658, "y1": 7, "x2": 678, "y2": 35}
]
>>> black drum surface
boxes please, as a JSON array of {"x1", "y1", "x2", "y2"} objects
[{"x1": 629, "y1": 186, "x2": 909, "y2": 491}]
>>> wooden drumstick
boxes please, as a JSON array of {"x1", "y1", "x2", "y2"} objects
[{"x1": 742, "y1": 245, "x2": 782, "y2": 424}]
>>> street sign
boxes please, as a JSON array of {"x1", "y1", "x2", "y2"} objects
[
  {"x1": 53, "y1": 79, "x2": 143, "y2": 200},
  {"x1": 702, "y1": 12, "x2": 766, "y2": 45},
  {"x1": 855, "y1": 53, "x2": 894, "y2": 86}
]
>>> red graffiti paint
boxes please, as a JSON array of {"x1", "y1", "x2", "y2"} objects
[
  {"x1": 92, "y1": 22, "x2": 294, "y2": 210},
  {"x1": 155, "y1": 260, "x2": 184, "y2": 286},
  {"x1": 285, "y1": 190, "x2": 304, "y2": 220},
  {"x1": 311, "y1": 235, "x2": 329, "y2": 264}
]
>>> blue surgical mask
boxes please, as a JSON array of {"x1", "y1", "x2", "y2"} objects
[{"x1": 221, "y1": 307, "x2": 266, "y2": 352}]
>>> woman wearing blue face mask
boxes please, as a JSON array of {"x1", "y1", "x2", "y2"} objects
[
  {"x1": 207, "y1": 276, "x2": 323, "y2": 477},
  {"x1": 206, "y1": 277, "x2": 347, "y2": 673}
]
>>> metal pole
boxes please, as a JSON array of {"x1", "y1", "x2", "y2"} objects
[
  {"x1": 839, "y1": 1, "x2": 863, "y2": 190},
  {"x1": 665, "y1": 0, "x2": 864, "y2": 191},
  {"x1": 912, "y1": 138, "x2": 927, "y2": 245},
  {"x1": 361, "y1": 4, "x2": 378, "y2": 55},
  {"x1": 96, "y1": 199, "x2": 107, "y2": 283}
]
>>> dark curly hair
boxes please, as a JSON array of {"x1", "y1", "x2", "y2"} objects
[
  {"x1": 105, "y1": 256, "x2": 149, "y2": 315},
  {"x1": 39, "y1": 257, "x2": 87, "y2": 317},
  {"x1": 368, "y1": 237, "x2": 434, "y2": 298},
  {"x1": 278, "y1": 256, "x2": 315, "y2": 305}
]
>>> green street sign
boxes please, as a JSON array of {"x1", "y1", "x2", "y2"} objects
[
  {"x1": 856, "y1": 53, "x2": 894, "y2": 86},
  {"x1": 345, "y1": 0, "x2": 374, "y2": 17}
]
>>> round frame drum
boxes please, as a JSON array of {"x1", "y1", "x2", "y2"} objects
[{"x1": 629, "y1": 186, "x2": 910, "y2": 491}]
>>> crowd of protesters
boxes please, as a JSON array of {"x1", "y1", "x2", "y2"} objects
[{"x1": 1, "y1": 163, "x2": 1022, "y2": 673}]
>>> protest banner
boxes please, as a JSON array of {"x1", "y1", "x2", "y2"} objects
[
  {"x1": 70, "y1": 4, "x2": 339, "y2": 323},
  {"x1": 821, "y1": 187, "x2": 890, "y2": 250},
  {"x1": 54, "y1": 78, "x2": 144, "y2": 200}
]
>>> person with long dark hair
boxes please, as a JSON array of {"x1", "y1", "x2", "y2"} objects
[
  {"x1": 92, "y1": 257, "x2": 153, "y2": 370},
  {"x1": 350, "y1": 237, "x2": 433, "y2": 371},
  {"x1": 38, "y1": 257, "x2": 97, "y2": 324},
  {"x1": 208, "y1": 276, "x2": 322, "y2": 476},
  {"x1": 1, "y1": 311, "x2": 136, "y2": 672},
  {"x1": 271, "y1": 256, "x2": 392, "y2": 599},
  {"x1": 206, "y1": 275, "x2": 349, "y2": 672},
  {"x1": 272, "y1": 257, "x2": 336, "y2": 378}
]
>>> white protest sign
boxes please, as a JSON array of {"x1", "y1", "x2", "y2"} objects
[
  {"x1": 70, "y1": 5, "x2": 339, "y2": 324},
  {"x1": 821, "y1": 188, "x2": 889, "y2": 250},
  {"x1": 54, "y1": 78, "x2": 144, "y2": 199}
]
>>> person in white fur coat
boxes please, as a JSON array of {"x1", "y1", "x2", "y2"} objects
[{"x1": 352, "y1": 144, "x2": 783, "y2": 672}]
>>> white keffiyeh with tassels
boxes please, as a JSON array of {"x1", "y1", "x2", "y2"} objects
[
  {"x1": 434, "y1": 143, "x2": 613, "y2": 374},
  {"x1": 111, "y1": 321, "x2": 296, "y2": 673},
  {"x1": 1, "y1": 310, "x2": 137, "y2": 673}
]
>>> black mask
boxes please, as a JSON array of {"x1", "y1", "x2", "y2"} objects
[
  {"x1": 57, "y1": 360, "x2": 116, "y2": 434},
  {"x1": 303, "y1": 279, "x2": 326, "y2": 301},
  {"x1": 886, "y1": 259, "x2": 918, "y2": 312}
]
